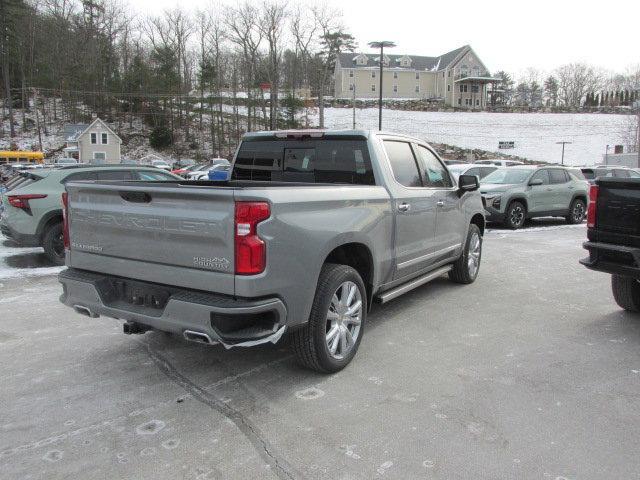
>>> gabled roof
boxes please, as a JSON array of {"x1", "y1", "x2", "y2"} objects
[
  {"x1": 337, "y1": 45, "x2": 472, "y2": 72},
  {"x1": 77, "y1": 118, "x2": 122, "y2": 143}
]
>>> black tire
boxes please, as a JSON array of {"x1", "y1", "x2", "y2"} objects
[
  {"x1": 611, "y1": 275, "x2": 640, "y2": 312},
  {"x1": 292, "y1": 263, "x2": 367, "y2": 373},
  {"x1": 42, "y1": 222, "x2": 65, "y2": 266},
  {"x1": 449, "y1": 224, "x2": 482, "y2": 284},
  {"x1": 504, "y1": 200, "x2": 526, "y2": 229},
  {"x1": 565, "y1": 198, "x2": 586, "y2": 224}
]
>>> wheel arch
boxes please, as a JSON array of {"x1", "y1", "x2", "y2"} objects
[
  {"x1": 323, "y1": 242, "x2": 374, "y2": 311},
  {"x1": 470, "y1": 213, "x2": 485, "y2": 235},
  {"x1": 36, "y1": 210, "x2": 63, "y2": 242},
  {"x1": 507, "y1": 196, "x2": 528, "y2": 213}
]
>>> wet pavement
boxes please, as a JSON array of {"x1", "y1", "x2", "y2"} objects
[{"x1": 2, "y1": 224, "x2": 640, "y2": 480}]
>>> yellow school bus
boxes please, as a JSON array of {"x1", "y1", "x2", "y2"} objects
[{"x1": 0, "y1": 151, "x2": 45, "y2": 165}]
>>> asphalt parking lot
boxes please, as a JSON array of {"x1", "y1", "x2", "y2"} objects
[{"x1": 1, "y1": 221, "x2": 639, "y2": 480}]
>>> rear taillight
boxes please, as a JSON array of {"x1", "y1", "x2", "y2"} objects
[
  {"x1": 62, "y1": 192, "x2": 70, "y2": 249},
  {"x1": 587, "y1": 184, "x2": 598, "y2": 228},
  {"x1": 7, "y1": 194, "x2": 47, "y2": 211},
  {"x1": 235, "y1": 201, "x2": 270, "y2": 275}
]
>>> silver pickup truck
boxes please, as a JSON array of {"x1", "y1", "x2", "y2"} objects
[{"x1": 59, "y1": 130, "x2": 485, "y2": 372}]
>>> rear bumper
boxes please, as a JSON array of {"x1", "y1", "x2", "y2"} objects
[
  {"x1": 580, "y1": 241, "x2": 640, "y2": 278},
  {"x1": 0, "y1": 221, "x2": 40, "y2": 246},
  {"x1": 58, "y1": 268, "x2": 288, "y2": 347}
]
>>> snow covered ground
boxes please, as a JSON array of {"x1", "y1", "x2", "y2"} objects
[
  {"x1": 0, "y1": 240, "x2": 63, "y2": 281},
  {"x1": 317, "y1": 108, "x2": 632, "y2": 166}
]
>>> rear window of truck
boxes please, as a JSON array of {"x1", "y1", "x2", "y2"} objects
[{"x1": 232, "y1": 138, "x2": 375, "y2": 185}]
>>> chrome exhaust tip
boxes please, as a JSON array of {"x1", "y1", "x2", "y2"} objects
[
  {"x1": 183, "y1": 330, "x2": 214, "y2": 345},
  {"x1": 73, "y1": 304, "x2": 99, "y2": 318}
]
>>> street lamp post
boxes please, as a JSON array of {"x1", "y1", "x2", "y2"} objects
[
  {"x1": 556, "y1": 141, "x2": 572, "y2": 165},
  {"x1": 368, "y1": 40, "x2": 396, "y2": 131}
]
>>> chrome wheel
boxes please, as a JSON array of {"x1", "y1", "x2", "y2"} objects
[
  {"x1": 325, "y1": 281, "x2": 362, "y2": 360},
  {"x1": 573, "y1": 202, "x2": 585, "y2": 222},
  {"x1": 509, "y1": 205, "x2": 525, "y2": 227},
  {"x1": 467, "y1": 232, "x2": 481, "y2": 278}
]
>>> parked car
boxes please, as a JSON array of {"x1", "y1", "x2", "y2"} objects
[
  {"x1": 443, "y1": 160, "x2": 468, "y2": 166},
  {"x1": 446, "y1": 164, "x2": 498, "y2": 182},
  {"x1": 171, "y1": 163, "x2": 201, "y2": 177},
  {"x1": 58, "y1": 130, "x2": 486, "y2": 373},
  {"x1": 186, "y1": 158, "x2": 230, "y2": 180},
  {"x1": 581, "y1": 177, "x2": 640, "y2": 311},
  {"x1": 0, "y1": 165, "x2": 181, "y2": 265},
  {"x1": 580, "y1": 166, "x2": 640, "y2": 184},
  {"x1": 480, "y1": 166, "x2": 589, "y2": 229},
  {"x1": 53, "y1": 158, "x2": 78, "y2": 166},
  {"x1": 207, "y1": 160, "x2": 232, "y2": 181},
  {"x1": 475, "y1": 159, "x2": 524, "y2": 167},
  {"x1": 151, "y1": 160, "x2": 172, "y2": 171}
]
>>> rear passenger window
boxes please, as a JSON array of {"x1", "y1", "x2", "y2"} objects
[
  {"x1": 383, "y1": 140, "x2": 422, "y2": 187},
  {"x1": 549, "y1": 169, "x2": 568, "y2": 184},
  {"x1": 136, "y1": 171, "x2": 174, "y2": 181},
  {"x1": 415, "y1": 145, "x2": 452, "y2": 187}
]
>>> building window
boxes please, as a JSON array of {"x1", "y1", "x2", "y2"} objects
[
  {"x1": 349, "y1": 70, "x2": 354, "y2": 78},
  {"x1": 349, "y1": 84, "x2": 354, "y2": 91},
  {"x1": 393, "y1": 72, "x2": 398, "y2": 79},
  {"x1": 448, "y1": 70, "x2": 451, "y2": 77},
  {"x1": 447, "y1": 85, "x2": 451, "y2": 92},
  {"x1": 459, "y1": 84, "x2": 468, "y2": 93},
  {"x1": 415, "y1": 85, "x2": 420, "y2": 93},
  {"x1": 393, "y1": 85, "x2": 398, "y2": 93},
  {"x1": 372, "y1": 71, "x2": 376, "y2": 78},
  {"x1": 371, "y1": 84, "x2": 376, "y2": 92},
  {"x1": 415, "y1": 73, "x2": 419, "y2": 80},
  {"x1": 458, "y1": 98, "x2": 461, "y2": 105},
  {"x1": 101, "y1": 133, "x2": 108, "y2": 145},
  {"x1": 90, "y1": 133, "x2": 97, "y2": 144},
  {"x1": 93, "y1": 152, "x2": 106, "y2": 163},
  {"x1": 471, "y1": 85, "x2": 479, "y2": 93},
  {"x1": 476, "y1": 99, "x2": 480, "y2": 106}
]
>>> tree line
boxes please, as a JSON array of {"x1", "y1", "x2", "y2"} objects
[
  {"x1": 490, "y1": 64, "x2": 640, "y2": 109},
  {"x1": 0, "y1": 0, "x2": 356, "y2": 157}
]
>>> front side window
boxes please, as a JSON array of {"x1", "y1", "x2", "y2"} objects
[
  {"x1": 530, "y1": 170, "x2": 550, "y2": 185},
  {"x1": 415, "y1": 145, "x2": 452, "y2": 188},
  {"x1": 383, "y1": 140, "x2": 421, "y2": 188},
  {"x1": 90, "y1": 133, "x2": 97, "y2": 144},
  {"x1": 136, "y1": 170, "x2": 175, "y2": 181},
  {"x1": 614, "y1": 169, "x2": 631, "y2": 178}
]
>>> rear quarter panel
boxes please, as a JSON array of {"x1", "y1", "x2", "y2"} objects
[{"x1": 235, "y1": 185, "x2": 394, "y2": 326}]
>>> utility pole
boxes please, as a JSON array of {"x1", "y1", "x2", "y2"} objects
[
  {"x1": 556, "y1": 141, "x2": 572, "y2": 165},
  {"x1": 368, "y1": 41, "x2": 396, "y2": 130},
  {"x1": 33, "y1": 88, "x2": 43, "y2": 152},
  {"x1": 636, "y1": 108, "x2": 640, "y2": 168},
  {"x1": 352, "y1": 83, "x2": 356, "y2": 129}
]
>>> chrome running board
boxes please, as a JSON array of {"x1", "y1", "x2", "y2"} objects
[{"x1": 375, "y1": 265, "x2": 453, "y2": 304}]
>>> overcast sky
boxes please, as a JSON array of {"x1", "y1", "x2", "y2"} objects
[{"x1": 131, "y1": 0, "x2": 639, "y2": 76}]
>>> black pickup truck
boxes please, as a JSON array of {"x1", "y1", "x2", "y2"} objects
[{"x1": 581, "y1": 177, "x2": 640, "y2": 311}]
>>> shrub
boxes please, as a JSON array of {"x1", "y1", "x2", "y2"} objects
[{"x1": 149, "y1": 126, "x2": 173, "y2": 149}]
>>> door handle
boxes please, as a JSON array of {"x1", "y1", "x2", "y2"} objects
[
  {"x1": 436, "y1": 200, "x2": 445, "y2": 207},
  {"x1": 398, "y1": 202, "x2": 411, "y2": 212}
]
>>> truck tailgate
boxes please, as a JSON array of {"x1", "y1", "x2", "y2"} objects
[
  {"x1": 65, "y1": 182, "x2": 236, "y2": 295},
  {"x1": 597, "y1": 178, "x2": 640, "y2": 239}
]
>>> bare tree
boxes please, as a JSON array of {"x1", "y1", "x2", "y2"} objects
[
  {"x1": 259, "y1": 1, "x2": 288, "y2": 130},
  {"x1": 555, "y1": 63, "x2": 603, "y2": 108},
  {"x1": 225, "y1": 2, "x2": 263, "y2": 132}
]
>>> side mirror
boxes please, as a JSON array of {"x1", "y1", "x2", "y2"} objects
[
  {"x1": 529, "y1": 178, "x2": 543, "y2": 186},
  {"x1": 458, "y1": 174, "x2": 479, "y2": 196}
]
